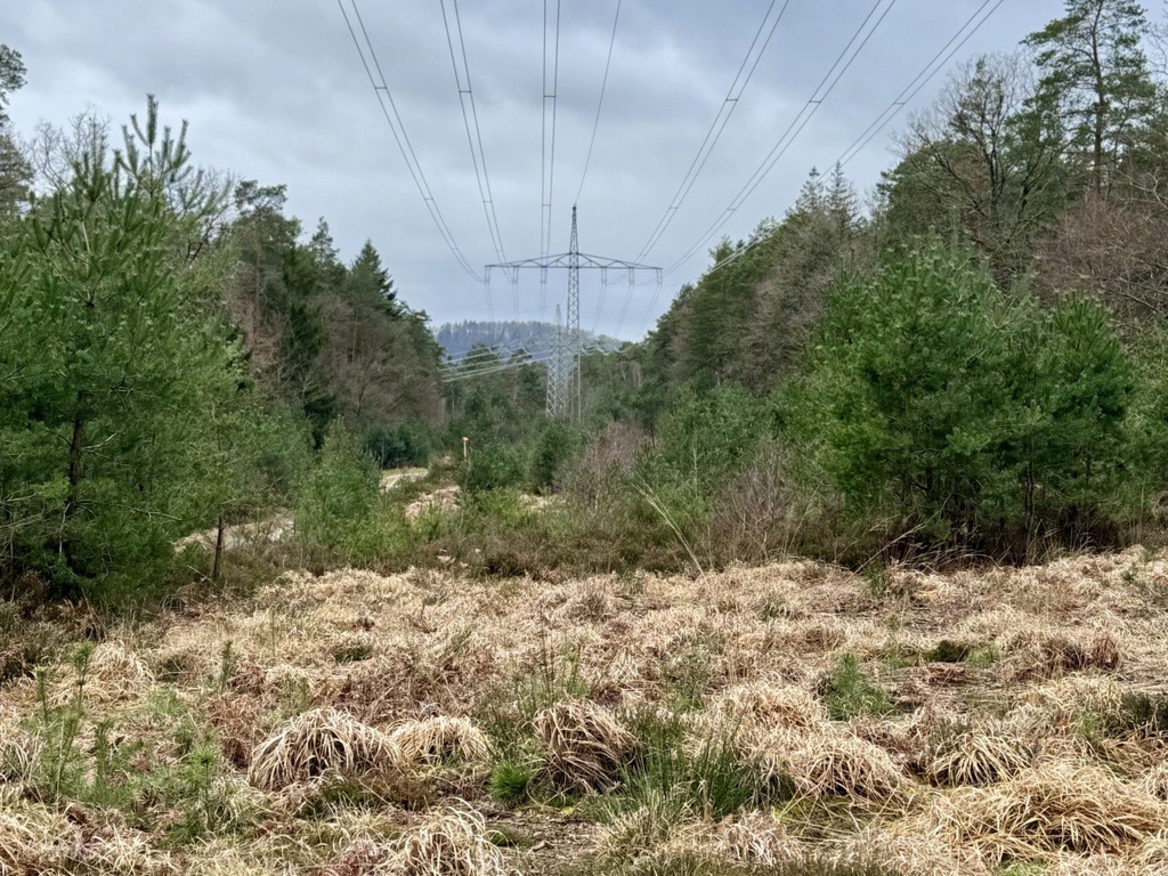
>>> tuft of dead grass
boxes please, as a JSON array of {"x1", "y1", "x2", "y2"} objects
[
  {"x1": 924, "y1": 760, "x2": 1166, "y2": 861},
  {"x1": 925, "y1": 720, "x2": 1035, "y2": 786},
  {"x1": 784, "y1": 729, "x2": 907, "y2": 806},
  {"x1": 533, "y1": 698, "x2": 638, "y2": 793},
  {"x1": 675, "y1": 810, "x2": 801, "y2": 867},
  {"x1": 392, "y1": 805, "x2": 507, "y2": 876},
  {"x1": 838, "y1": 826, "x2": 994, "y2": 876},
  {"x1": 705, "y1": 681, "x2": 825, "y2": 731},
  {"x1": 248, "y1": 708, "x2": 406, "y2": 794},
  {"x1": 1142, "y1": 763, "x2": 1168, "y2": 801},
  {"x1": 1003, "y1": 628, "x2": 1122, "y2": 681},
  {"x1": 0, "y1": 807, "x2": 58, "y2": 876},
  {"x1": 747, "y1": 724, "x2": 906, "y2": 807},
  {"x1": 317, "y1": 838, "x2": 395, "y2": 876},
  {"x1": 388, "y1": 717, "x2": 491, "y2": 769}
]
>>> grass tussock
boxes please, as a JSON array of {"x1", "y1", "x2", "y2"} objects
[
  {"x1": 925, "y1": 761, "x2": 1166, "y2": 860},
  {"x1": 664, "y1": 811, "x2": 801, "y2": 868},
  {"x1": 393, "y1": 805, "x2": 508, "y2": 876},
  {"x1": 1003, "y1": 629, "x2": 1123, "y2": 681},
  {"x1": 534, "y1": 698, "x2": 638, "y2": 793},
  {"x1": 8, "y1": 548, "x2": 1168, "y2": 872},
  {"x1": 925, "y1": 721, "x2": 1036, "y2": 786},
  {"x1": 388, "y1": 716, "x2": 491, "y2": 769},
  {"x1": 780, "y1": 729, "x2": 907, "y2": 806},
  {"x1": 247, "y1": 707, "x2": 406, "y2": 793},
  {"x1": 706, "y1": 682, "x2": 825, "y2": 731},
  {"x1": 317, "y1": 838, "x2": 395, "y2": 876}
]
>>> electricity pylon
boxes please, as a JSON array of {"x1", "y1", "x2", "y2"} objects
[
  {"x1": 486, "y1": 207, "x2": 662, "y2": 421},
  {"x1": 546, "y1": 305, "x2": 567, "y2": 418}
]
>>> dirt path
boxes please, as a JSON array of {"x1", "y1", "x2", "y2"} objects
[
  {"x1": 174, "y1": 515, "x2": 293, "y2": 552},
  {"x1": 380, "y1": 467, "x2": 428, "y2": 491}
]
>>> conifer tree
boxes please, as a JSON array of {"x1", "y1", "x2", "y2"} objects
[{"x1": 1024, "y1": 0, "x2": 1157, "y2": 195}]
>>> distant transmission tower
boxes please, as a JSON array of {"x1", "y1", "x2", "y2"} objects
[
  {"x1": 547, "y1": 305, "x2": 567, "y2": 418},
  {"x1": 487, "y1": 207, "x2": 661, "y2": 421}
]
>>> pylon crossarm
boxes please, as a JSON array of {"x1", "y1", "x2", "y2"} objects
[{"x1": 487, "y1": 253, "x2": 659, "y2": 272}]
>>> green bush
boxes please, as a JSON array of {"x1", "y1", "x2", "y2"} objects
[
  {"x1": 528, "y1": 420, "x2": 580, "y2": 493},
  {"x1": 779, "y1": 242, "x2": 1138, "y2": 557},
  {"x1": 650, "y1": 383, "x2": 770, "y2": 494},
  {"x1": 364, "y1": 423, "x2": 433, "y2": 468},
  {"x1": 618, "y1": 708, "x2": 779, "y2": 822},
  {"x1": 459, "y1": 441, "x2": 528, "y2": 494},
  {"x1": 294, "y1": 424, "x2": 380, "y2": 548}
]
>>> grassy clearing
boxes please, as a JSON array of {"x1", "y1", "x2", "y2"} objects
[{"x1": 3, "y1": 549, "x2": 1168, "y2": 872}]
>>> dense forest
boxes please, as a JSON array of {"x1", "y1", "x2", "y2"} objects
[{"x1": 6, "y1": 0, "x2": 1168, "y2": 603}]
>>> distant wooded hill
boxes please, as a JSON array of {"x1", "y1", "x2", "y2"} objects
[{"x1": 434, "y1": 320, "x2": 623, "y2": 361}]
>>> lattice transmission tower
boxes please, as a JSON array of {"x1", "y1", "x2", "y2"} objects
[{"x1": 486, "y1": 207, "x2": 661, "y2": 421}]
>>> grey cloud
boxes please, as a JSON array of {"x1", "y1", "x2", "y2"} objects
[{"x1": 3, "y1": 0, "x2": 1072, "y2": 337}]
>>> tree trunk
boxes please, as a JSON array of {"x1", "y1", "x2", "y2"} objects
[
  {"x1": 61, "y1": 404, "x2": 86, "y2": 576},
  {"x1": 212, "y1": 511, "x2": 225, "y2": 583}
]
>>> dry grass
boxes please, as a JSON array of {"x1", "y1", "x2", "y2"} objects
[
  {"x1": 317, "y1": 838, "x2": 395, "y2": 876},
  {"x1": 248, "y1": 707, "x2": 406, "y2": 793},
  {"x1": 1002, "y1": 628, "x2": 1123, "y2": 680},
  {"x1": 924, "y1": 760, "x2": 1166, "y2": 861},
  {"x1": 389, "y1": 716, "x2": 491, "y2": 769},
  {"x1": 835, "y1": 826, "x2": 995, "y2": 876},
  {"x1": 704, "y1": 681, "x2": 825, "y2": 731},
  {"x1": 925, "y1": 720, "x2": 1035, "y2": 786},
  {"x1": 781, "y1": 728, "x2": 907, "y2": 806},
  {"x1": 664, "y1": 810, "x2": 801, "y2": 867},
  {"x1": 7, "y1": 549, "x2": 1168, "y2": 872},
  {"x1": 0, "y1": 806, "x2": 57, "y2": 876},
  {"x1": 392, "y1": 805, "x2": 507, "y2": 876},
  {"x1": 533, "y1": 698, "x2": 638, "y2": 793}
]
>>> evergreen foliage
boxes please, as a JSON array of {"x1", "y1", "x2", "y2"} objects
[{"x1": 780, "y1": 243, "x2": 1136, "y2": 555}]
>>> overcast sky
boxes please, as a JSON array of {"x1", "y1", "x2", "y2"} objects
[{"x1": 4, "y1": 0, "x2": 1074, "y2": 339}]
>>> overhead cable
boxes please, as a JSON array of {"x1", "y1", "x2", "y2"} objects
[
  {"x1": 609, "y1": 0, "x2": 796, "y2": 336},
  {"x1": 440, "y1": 0, "x2": 509, "y2": 316},
  {"x1": 669, "y1": 0, "x2": 1008, "y2": 303},
  {"x1": 574, "y1": 0, "x2": 623, "y2": 207},
  {"x1": 337, "y1": 0, "x2": 484, "y2": 285}
]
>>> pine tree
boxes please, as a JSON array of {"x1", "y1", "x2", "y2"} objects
[
  {"x1": 1024, "y1": 0, "x2": 1157, "y2": 196},
  {"x1": 0, "y1": 97, "x2": 240, "y2": 595},
  {"x1": 348, "y1": 239, "x2": 397, "y2": 312},
  {"x1": 0, "y1": 44, "x2": 25, "y2": 126}
]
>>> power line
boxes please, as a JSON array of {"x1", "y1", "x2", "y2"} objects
[
  {"x1": 669, "y1": 0, "x2": 1008, "y2": 301},
  {"x1": 337, "y1": 0, "x2": 483, "y2": 285},
  {"x1": 632, "y1": 0, "x2": 1004, "y2": 337},
  {"x1": 541, "y1": 0, "x2": 563, "y2": 265},
  {"x1": 629, "y1": 0, "x2": 898, "y2": 336},
  {"x1": 442, "y1": 355, "x2": 554, "y2": 383},
  {"x1": 441, "y1": 338, "x2": 546, "y2": 369},
  {"x1": 574, "y1": 0, "x2": 622, "y2": 207},
  {"x1": 638, "y1": 0, "x2": 791, "y2": 264},
  {"x1": 660, "y1": 0, "x2": 897, "y2": 280},
  {"x1": 608, "y1": 0, "x2": 793, "y2": 337},
  {"x1": 440, "y1": 0, "x2": 509, "y2": 313},
  {"x1": 837, "y1": 0, "x2": 1008, "y2": 168}
]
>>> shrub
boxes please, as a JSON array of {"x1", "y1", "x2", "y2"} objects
[
  {"x1": 649, "y1": 383, "x2": 770, "y2": 495},
  {"x1": 294, "y1": 424, "x2": 380, "y2": 549},
  {"x1": 619, "y1": 708, "x2": 777, "y2": 822},
  {"x1": 459, "y1": 441, "x2": 527, "y2": 494},
  {"x1": 528, "y1": 420, "x2": 580, "y2": 493},
  {"x1": 779, "y1": 242, "x2": 1138, "y2": 558},
  {"x1": 364, "y1": 423, "x2": 433, "y2": 468}
]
